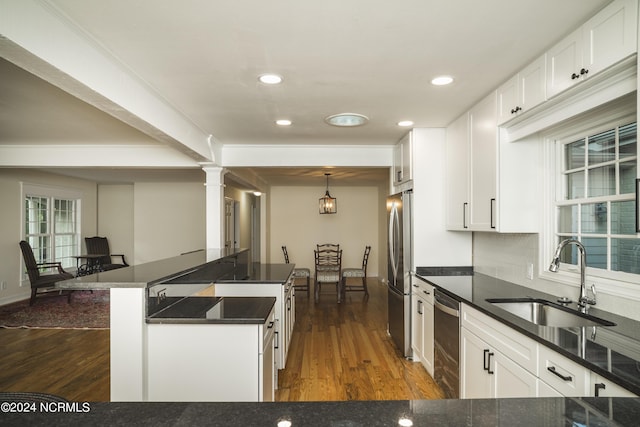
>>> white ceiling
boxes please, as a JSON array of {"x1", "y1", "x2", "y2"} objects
[{"x1": 0, "y1": 0, "x2": 611, "y2": 185}]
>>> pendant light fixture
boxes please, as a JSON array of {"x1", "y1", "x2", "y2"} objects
[{"x1": 319, "y1": 173, "x2": 337, "y2": 214}]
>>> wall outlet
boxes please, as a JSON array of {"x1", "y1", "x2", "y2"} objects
[{"x1": 526, "y1": 263, "x2": 534, "y2": 280}]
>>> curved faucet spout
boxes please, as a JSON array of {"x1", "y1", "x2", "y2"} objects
[{"x1": 548, "y1": 239, "x2": 593, "y2": 308}]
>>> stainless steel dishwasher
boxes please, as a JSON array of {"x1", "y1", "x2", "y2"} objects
[{"x1": 434, "y1": 289, "x2": 460, "y2": 398}]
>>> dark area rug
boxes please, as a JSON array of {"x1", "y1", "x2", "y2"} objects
[{"x1": 0, "y1": 290, "x2": 109, "y2": 329}]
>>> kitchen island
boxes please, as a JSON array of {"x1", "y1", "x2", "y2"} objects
[{"x1": 57, "y1": 248, "x2": 291, "y2": 402}]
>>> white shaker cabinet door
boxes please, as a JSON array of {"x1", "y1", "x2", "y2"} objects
[
  {"x1": 468, "y1": 91, "x2": 498, "y2": 231},
  {"x1": 546, "y1": 28, "x2": 582, "y2": 99},
  {"x1": 445, "y1": 112, "x2": 470, "y2": 230},
  {"x1": 582, "y1": 0, "x2": 638, "y2": 77}
]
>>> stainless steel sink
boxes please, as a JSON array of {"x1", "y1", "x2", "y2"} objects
[{"x1": 485, "y1": 298, "x2": 615, "y2": 327}]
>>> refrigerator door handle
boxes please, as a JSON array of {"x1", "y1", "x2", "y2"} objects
[{"x1": 388, "y1": 203, "x2": 398, "y2": 281}]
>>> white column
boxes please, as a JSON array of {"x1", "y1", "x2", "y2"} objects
[{"x1": 203, "y1": 165, "x2": 226, "y2": 249}]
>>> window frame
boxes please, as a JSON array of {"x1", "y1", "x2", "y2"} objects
[
  {"x1": 540, "y1": 103, "x2": 639, "y2": 299},
  {"x1": 20, "y1": 183, "x2": 82, "y2": 280}
]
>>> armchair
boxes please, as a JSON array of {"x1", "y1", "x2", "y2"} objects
[
  {"x1": 19, "y1": 240, "x2": 74, "y2": 305},
  {"x1": 84, "y1": 236, "x2": 129, "y2": 272}
]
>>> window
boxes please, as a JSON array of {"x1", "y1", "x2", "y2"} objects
[
  {"x1": 555, "y1": 122, "x2": 639, "y2": 276},
  {"x1": 23, "y1": 185, "x2": 81, "y2": 271}
]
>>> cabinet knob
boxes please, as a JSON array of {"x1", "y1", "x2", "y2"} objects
[
  {"x1": 571, "y1": 73, "x2": 580, "y2": 80},
  {"x1": 510, "y1": 106, "x2": 522, "y2": 114},
  {"x1": 580, "y1": 68, "x2": 589, "y2": 76}
]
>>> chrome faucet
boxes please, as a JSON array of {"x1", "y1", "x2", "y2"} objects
[{"x1": 549, "y1": 239, "x2": 596, "y2": 310}]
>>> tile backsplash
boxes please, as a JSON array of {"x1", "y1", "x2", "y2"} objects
[{"x1": 473, "y1": 232, "x2": 640, "y2": 321}]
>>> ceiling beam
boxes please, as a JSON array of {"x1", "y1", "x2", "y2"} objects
[{"x1": 0, "y1": 0, "x2": 216, "y2": 163}]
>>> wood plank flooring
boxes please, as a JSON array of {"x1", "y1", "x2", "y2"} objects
[
  {"x1": 276, "y1": 279, "x2": 444, "y2": 401},
  {"x1": 0, "y1": 279, "x2": 442, "y2": 402},
  {"x1": 0, "y1": 328, "x2": 110, "y2": 401}
]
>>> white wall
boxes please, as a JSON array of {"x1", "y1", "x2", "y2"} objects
[
  {"x1": 0, "y1": 169, "x2": 98, "y2": 304},
  {"x1": 97, "y1": 184, "x2": 134, "y2": 264},
  {"x1": 133, "y1": 182, "x2": 206, "y2": 264},
  {"x1": 268, "y1": 185, "x2": 380, "y2": 277}
]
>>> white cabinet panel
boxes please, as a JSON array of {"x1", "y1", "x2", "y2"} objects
[
  {"x1": 546, "y1": 28, "x2": 583, "y2": 98},
  {"x1": 411, "y1": 278, "x2": 435, "y2": 376},
  {"x1": 590, "y1": 374, "x2": 638, "y2": 397},
  {"x1": 461, "y1": 303, "x2": 538, "y2": 375},
  {"x1": 583, "y1": 0, "x2": 638, "y2": 76},
  {"x1": 215, "y1": 278, "x2": 294, "y2": 370},
  {"x1": 547, "y1": 0, "x2": 637, "y2": 99},
  {"x1": 497, "y1": 55, "x2": 546, "y2": 125},
  {"x1": 460, "y1": 327, "x2": 537, "y2": 399},
  {"x1": 538, "y1": 345, "x2": 590, "y2": 397},
  {"x1": 147, "y1": 321, "x2": 265, "y2": 402},
  {"x1": 460, "y1": 327, "x2": 492, "y2": 398},
  {"x1": 393, "y1": 132, "x2": 413, "y2": 186},
  {"x1": 445, "y1": 113, "x2": 470, "y2": 230},
  {"x1": 469, "y1": 92, "x2": 498, "y2": 231}
]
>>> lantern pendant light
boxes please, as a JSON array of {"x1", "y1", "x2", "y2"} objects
[{"x1": 319, "y1": 173, "x2": 337, "y2": 214}]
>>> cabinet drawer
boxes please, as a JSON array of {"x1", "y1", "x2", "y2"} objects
[
  {"x1": 412, "y1": 277, "x2": 434, "y2": 305},
  {"x1": 538, "y1": 345, "x2": 589, "y2": 396},
  {"x1": 461, "y1": 304, "x2": 538, "y2": 375}
]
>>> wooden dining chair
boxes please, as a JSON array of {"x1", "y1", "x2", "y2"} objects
[
  {"x1": 341, "y1": 245, "x2": 371, "y2": 298},
  {"x1": 19, "y1": 240, "x2": 74, "y2": 305},
  {"x1": 282, "y1": 246, "x2": 310, "y2": 296},
  {"x1": 314, "y1": 245, "x2": 342, "y2": 303}
]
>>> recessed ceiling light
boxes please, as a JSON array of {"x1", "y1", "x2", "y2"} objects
[
  {"x1": 325, "y1": 113, "x2": 369, "y2": 127},
  {"x1": 397, "y1": 120, "x2": 414, "y2": 127},
  {"x1": 276, "y1": 119, "x2": 292, "y2": 126},
  {"x1": 431, "y1": 75, "x2": 454, "y2": 86},
  {"x1": 259, "y1": 74, "x2": 283, "y2": 84}
]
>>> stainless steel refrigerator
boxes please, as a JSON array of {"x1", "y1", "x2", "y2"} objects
[{"x1": 387, "y1": 190, "x2": 412, "y2": 358}]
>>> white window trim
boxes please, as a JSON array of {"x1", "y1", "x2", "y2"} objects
[
  {"x1": 20, "y1": 182, "x2": 83, "y2": 282},
  {"x1": 539, "y1": 99, "x2": 640, "y2": 301}
]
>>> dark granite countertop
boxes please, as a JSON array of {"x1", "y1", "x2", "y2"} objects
[
  {"x1": 57, "y1": 248, "x2": 249, "y2": 289},
  {"x1": 146, "y1": 296, "x2": 276, "y2": 324},
  {"x1": 415, "y1": 268, "x2": 640, "y2": 396},
  {"x1": 217, "y1": 263, "x2": 295, "y2": 284},
  {"x1": 4, "y1": 397, "x2": 640, "y2": 426}
]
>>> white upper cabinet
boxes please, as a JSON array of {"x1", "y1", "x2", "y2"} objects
[
  {"x1": 445, "y1": 113, "x2": 470, "y2": 230},
  {"x1": 547, "y1": 0, "x2": 638, "y2": 99},
  {"x1": 497, "y1": 55, "x2": 547, "y2": 125},
  {"x1": 393, "y1": 132, "x2": 413, "y2": 186},
  {"x1": 469, "y1": 92, "x2": 498, "y2": 231},
  {"x1": 446, "y1": 90, "x2": 540, "y2": 233}
]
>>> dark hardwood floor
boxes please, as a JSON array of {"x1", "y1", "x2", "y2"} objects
[
  {"x1": 0, "y1": 328, "x2": 110, "y2": 401},
  {"x1": 0, "y1": 279, "x2": 442, "y2": 402}
]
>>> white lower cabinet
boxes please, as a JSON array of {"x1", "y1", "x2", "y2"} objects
[
  {"x1": 146, "y1": 306, "x2": 276, "y2": 402},
  {"x1": 461, "y1": 303, "x2": 637, "y2": 398},
  {"x1": 590, "y1": 374, "x2": 637, "y2": 397},
  {"x1": 538, "y1": 344, "x2": 590, "y2": 397},
  {"x1": 411, "y1": 278, "x2": 434, "y2": 376},
  {"x1": 461, "y1": 327, "x2": 537, "y2": 398},
  {"x1": 214, "y1": 274, "x2": 295, "y2": 370}
]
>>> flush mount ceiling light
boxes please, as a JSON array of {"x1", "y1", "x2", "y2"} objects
[
  {"x1": 275, "y1": 119, "x2": 292, "y2": 126},
  {"x1": 319, "y1": 173, "x2": 337, "y2": 214},
  {"x1": 258, "y1": 74, "x2": 283, "y2": 84},
  {"x1": 397, "y1": 120, "x2": 414, "y2": 127},
  {"x1": 431, "y1": 75, "x2": 454, "y2": 86},
  {"x1": 325, "y1": 113, "x2": 369, "y2": 127}
]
